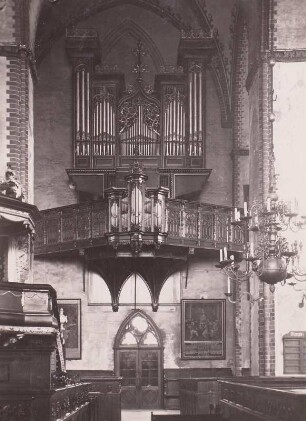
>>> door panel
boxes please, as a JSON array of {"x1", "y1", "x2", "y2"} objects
[
  {"x1": 119, "y1": 350, "x2": 137, "y2": 408},
  {"x1": 139, "y1": 349, "x2": 160, "y2": 408},
  {"x1": 118, "y1": 348, "x2": 161, "y2": 408}
]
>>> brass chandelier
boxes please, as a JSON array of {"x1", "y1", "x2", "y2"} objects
[{"x1": 216, "y1": 184, "x2": 306, "y2": 303}]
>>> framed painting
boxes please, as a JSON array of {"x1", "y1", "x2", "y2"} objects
[
  {"x1": 181, "y1": 299, "x2": 226, "y2": 360},
  {"x1": 57, "y1": 299, "x2": 81, "y2": 360}
]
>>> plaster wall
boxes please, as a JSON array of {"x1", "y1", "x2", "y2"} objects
[
  {"x1": 33, "y1": 257, "x2": 235, "y2": 372},
  {"x1": 273, "y1": 61, "x2": 306, "y2": 376},
  {"x1": 200, "y1": 71, "x2": 232, "y2": 206},
  {"x1": 34, "y1": 36, "x2": 77, "y2": 209},
  {"x1": 274, "y1": 0, "x2": 306, "y2": 50},
  {"x1": 0, "y1": 0, "x2": 15, "y2": 43},
  {"x1": 0, "y1": 57, "x2": 9, "y2": 177}
]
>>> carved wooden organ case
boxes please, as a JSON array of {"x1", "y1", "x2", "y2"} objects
[{"x1": 65, "y1": 29, "x2": 215, "y2": 196}]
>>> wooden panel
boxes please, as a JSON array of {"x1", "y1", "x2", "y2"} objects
[
  {"x1": 94, "y1": 156, "x2": 115, "y2": 168},
  {"x1": 75, "y1": 156, "x2": 90, "y2": 168},
  {"x1": 284, "y1": 338, "x2": 306, "y2": 374},
  {"x1": 139, "y1": 349, "x2": 161, "y2": 409},
  {"x1": 118, "y1": 350, "x2": 137, "y2": 408},
  {"x1": 119, "y1": 156, "x2": 159, "y2": 168},
  {"x1": 165, "y1": 157, "x2": 185, "y2": 167}
]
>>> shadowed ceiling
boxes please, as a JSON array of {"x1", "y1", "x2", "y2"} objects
[{"x1": 31, "y1": 0, "x2": 249, "y2": 126}]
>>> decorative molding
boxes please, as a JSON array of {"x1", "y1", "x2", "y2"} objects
[
  {"x1": 246, "y1": 49, "x2": 306, "y2": 93},
  {"x1": 0, "y1": 401, "x2": 32, "y2": 421},
  {"x1": 230, "y1": 148, "x2": 249, "y2": 158},
  {"x1": 95, "y1": 63, "x2": 120, "y2": 73},
  {"x1": 181, "y1": 28, "x2": 212, "y2": 39},
  {"x1": 66, "y1": 27, "x2": 98, "y2": 38},
  {"x1": 189, "y1": 0, "x2": 232, "y2": 126},
  {"x1": 274, "y1": 49, "x2": 306, "y2": 62},
  {"x1": 0, "y1": 325, "x2": 57, "y2": 335},
  {"x1": 0, "y1": 42, "x2": 38, "y2": 82},
  {"x1": 160, "y1": 65, "x2": 184, "y2": 74}
]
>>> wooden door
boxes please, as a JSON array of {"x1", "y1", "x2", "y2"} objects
[
  {"x1": 139, "y1": 349, "x2": 161, "y2": 408},
  {"x1": 118, "y1": 348, "x2": 161, "y2": 409},
  {"x1": 115, "y1": 311, "x2": 163, "y2": 409}
]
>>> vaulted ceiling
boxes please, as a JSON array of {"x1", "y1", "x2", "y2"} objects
[{"x1": 30, "y1": 0, "x2": 249, "y2": 127}]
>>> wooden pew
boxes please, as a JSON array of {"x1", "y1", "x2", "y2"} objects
[{"x1": 151, "y1": 414, "x2": 222, "y2": 421}]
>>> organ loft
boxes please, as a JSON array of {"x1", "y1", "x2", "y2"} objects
[{"x1": 0, "y1": 1, "x2": 305, "y2": 420}]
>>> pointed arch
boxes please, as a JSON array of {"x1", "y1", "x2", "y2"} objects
[
  {"x1": 114, "y1": 309, "x2": 163, "y2": 348},
  {"x1": 119, "y1": 272, "x2": 152, "y2": 304},
  {"x1": 100, "y1": 18, "x2": 164, "y2": 71}
]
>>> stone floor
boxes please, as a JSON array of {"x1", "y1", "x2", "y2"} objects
[{"x1": 122, "y1": 409, "x2": 180, "y2": 421}]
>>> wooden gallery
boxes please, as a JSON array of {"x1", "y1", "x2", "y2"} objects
[{"x1": 0, "y1": 1, "x2": 305, "y2": 420}]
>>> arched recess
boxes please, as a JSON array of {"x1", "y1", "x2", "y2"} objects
[
  {"x1": 114, "y1": 309, "x2": 163, "y2": 409},
  {"x1": 100, "y1": 19, "x2": 165, "y2": 71},
  {"x1": 119, "y1": 272, "x2": 152, "y2": 304},
  {"x1": 35, "y1": 0, "x2": 190, "y2": 64},
  {"x1": 88, "y1": 257, "x2": 185, "y2": 312}
]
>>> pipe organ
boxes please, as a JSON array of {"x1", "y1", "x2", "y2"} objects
[
  {"x1": 188, "y1": 63, "x2": 204, "y2": 157},
  {"x1": 163, "y1": 86, "x2": 186, "y2": 156},
  {"x1": 66, "y1": 29, "x2": 215, "y2": 171},
  {"x1": 119, "y1": 96, "x2": 160, "y2": 157},
  {"x1": 93, "y1": 88, "x2": 116, "y2": 156},
  {"x1": 75, "y1": 65, "x2": 91, "y2": 157}
]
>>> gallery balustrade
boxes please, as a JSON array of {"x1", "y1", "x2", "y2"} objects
[{"x1": 34, "y1": 199, "x2": 246, "y2": 255}]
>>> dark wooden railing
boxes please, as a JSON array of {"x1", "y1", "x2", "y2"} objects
[
  {"x1": 35, "y1": 199, "x2": 246, "y2": 255},
  {"x1": 0, "y1": 384, "x2": 98, "y2": 421},
  {"x1": 0, "y1": 281, "x2": 59, "y2": 330},
  {"x1": 219, "y1": 379, "x2": 306, "y2": 421}
]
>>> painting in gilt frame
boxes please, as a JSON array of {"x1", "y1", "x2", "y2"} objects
[
  {"x1": 57, "y1": 299, "x2": 81, "y2": 360},
  {"x1": 181, "y1": 299, "x2": 226, "y2": 360}
]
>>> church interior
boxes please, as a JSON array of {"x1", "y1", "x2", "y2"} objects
[{"x1": 0, "y1": 0, "x2": 305, "y2": 420}]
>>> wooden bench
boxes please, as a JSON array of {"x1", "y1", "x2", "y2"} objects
[{"x1": 151, "y1": 414, "x2": 222, "y2": 421}]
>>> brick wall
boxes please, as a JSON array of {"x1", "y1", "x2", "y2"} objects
[{"x1": 231, "y1": 14, "x2": 250, "y2": 207}]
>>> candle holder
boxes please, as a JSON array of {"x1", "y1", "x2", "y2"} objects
[{"x1": 224, "y1": 291, "x2": 263, "y2": 305}]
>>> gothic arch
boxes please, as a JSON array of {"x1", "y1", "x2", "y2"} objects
[
  {"x1": 100, "y1": 19, "x2": 165, "y2": 70},
  {"x1": 118, "y1": 272, "x2": 153, "y2": 304},
  {"x1": 114, "y1": 309, "x2": 163, "y2": 349},
  {"x1": 35, "y1": 0, "x2": 190, "y2": 63}
]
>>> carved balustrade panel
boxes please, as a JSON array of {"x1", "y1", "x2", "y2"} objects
[
  {"x1": 183, "y1": 202, "x2": 199, "y2": 240},
  {"x1": 50, "y1": 383, "x2": 90, "y2": 421},
  {"x1": 45, "y1": 211, "x2": 61, "y2": 245},
  {"x1": 198, "y1": 205, "x2": 215, "y2": 243},
  {"x1": 231, "y1": 223, "x2": 245, "y2": 245},
  {"x1": 35, "y1": 200, "x2": 246, "y2": 254},
  {"x1": 0, "y1": 398, "x2": 33, "y2": 421},
  {"x1": 215, "y1": 211, "x2": 231, "y2": 243},
  {"x1": 166, "y1": 200, "x2": 183, "y2": 239},
  {"x1": 91, "y1": 202, "x2": 107, "y2": 238},
  {"x1": 77, "y1": 205, "x2": 92, "y2": 240},
  {"x1": 61, "y1": 209, "x2": 77, "y2": 243}
]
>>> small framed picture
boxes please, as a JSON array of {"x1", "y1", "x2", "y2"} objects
[
  {"x1": 181, "y1": 299, "x2": 226, "y2": 360},
  {"x1": 57, "y1": 299, "x2": 81, "y2": 360}
]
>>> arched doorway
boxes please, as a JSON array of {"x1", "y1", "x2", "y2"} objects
[{"x1": 114, "y1": 310, "x2": 163, "y2": 409}]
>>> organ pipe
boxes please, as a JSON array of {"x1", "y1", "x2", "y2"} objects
[
  {"x1": 93, "y1": 89, "x2": 116, "y2": 156},
  {"x1": 163, "y1": 86, "x2": 186, "y2": 156},
  {"x1": 75, "y1": 67, "x2": 91, "y2": 157}
]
